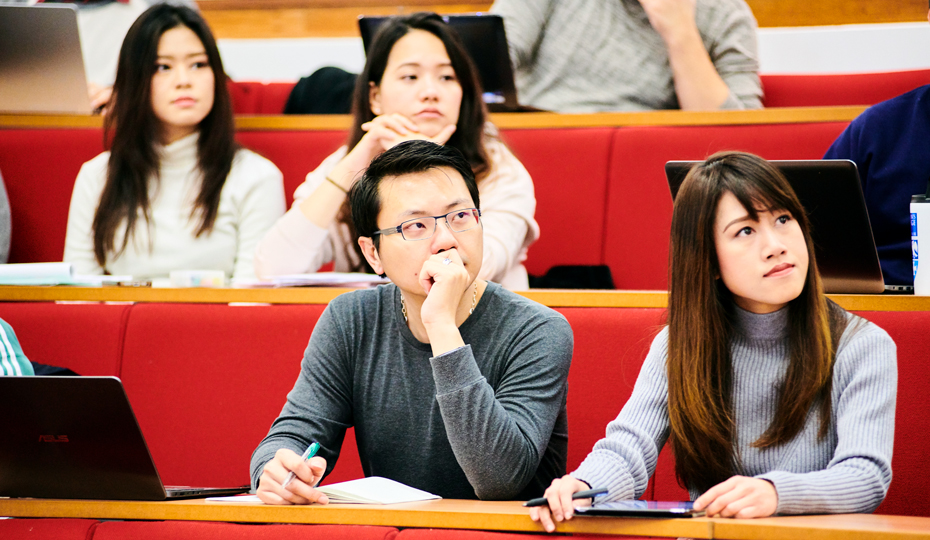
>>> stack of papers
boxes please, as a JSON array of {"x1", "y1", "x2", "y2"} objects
[
  {"x1": 317, "y1": 476, "x2": 441, "y2": 504},
  {"x1": 206, "y1": 477, "x2": 440, "y2": 505},
  {"x1": 0, "y1": 262, "x2": 131, "y2": 286},
  {"x1": 233, "y1": 273, "x2": 390, "y2": 288}
]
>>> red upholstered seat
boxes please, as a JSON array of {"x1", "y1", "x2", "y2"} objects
[
  {"x1": 761, "y1": 69, "x2": 930, "y2": 108},
  {"x1": 499, "y1": 129, "x2": 614, "y2": 276},
  {"x1": 262, "y1": 83, "x2": 298, "y2": 114},
  {"x1": 604, "y1": 122, "x2": 849, "y2": 290},
  {"x1": 228, "y1": 81, "x2": 266, "y2": 115},
  {"x1": 0, "y1": 128, "x2": 103, "y2": 264},
  {"x1": 0, "y1": 518, "x2": 99, "y2": 540},
  {"x1": 93, "y1": 521, "x2": 398, "y2": 540},
  {"x1": 556, "y1": 307, "x2": 666, "y2": 500},
  {"x1": 851, "y1": 310, "x2": 930, "y2": 518},
  {"x1": 236, "y1": 131, "x2": 347, "y2": 207},
  {"x1": 0, "y1": 303, "x2": 130, "y2": 376},
  {"x1": 118, "y1": 303, "x2": 362, "y2": 487}
]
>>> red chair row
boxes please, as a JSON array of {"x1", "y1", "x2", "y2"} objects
[
  {"x1": 0, "y1": 120, "x2": 849, "y2": 288},
  {"x1": 0, "y1": 518, "x2": 655, "y2": 540},
  {"x1": 224, "y1": 69, "x2": 930, "y2": 115},
  {"x1": 0, "y1": 301, "x2": 927, "y2": 516}
]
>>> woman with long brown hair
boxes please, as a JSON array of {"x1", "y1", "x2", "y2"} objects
[
  {"x1": 64, "y1": 4, "x2": 284, "y2": 281},
  {"x1": 531, "y1": 151, "x2": 896, "y2": 530},
  {"x1": 254, "y1": 12, "x2": 539, "y2": 289}
]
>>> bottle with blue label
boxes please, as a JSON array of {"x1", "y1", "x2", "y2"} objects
[{"x1": 913, "y1": 182, "x2": 930, "y2": 295}]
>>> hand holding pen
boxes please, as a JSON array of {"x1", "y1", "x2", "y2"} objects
[
  {"x1": 256, "y1": 441, "x2": 329, "y2": 505},
  {"x1": 529, "y1": 475, "x2": 606, "y2": 533}
]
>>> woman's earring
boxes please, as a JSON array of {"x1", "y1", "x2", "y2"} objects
[{"x1": 372, "y1": 106, "x2": 381, "y2": 115}]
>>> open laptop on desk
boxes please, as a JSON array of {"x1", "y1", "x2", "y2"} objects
[
  {"x1": 0, "y1": 4, "x2": 94, "y2": 114},
  {"x1": 0, "y1": 376, "x2": 250, "y2": 500},
  {"x1": 359, "y1": 14, "x2": 539, "y2": 112},
  {"x1": 666, "y1": 159, "x2": 891, "y2": 295}
]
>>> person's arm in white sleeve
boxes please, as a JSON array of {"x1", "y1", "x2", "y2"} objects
[
  {"x1": 63, "y1": 157, "x2": 108, "y2": 275},
  {"x1": 475, "y1": 139, "x2": 538, "y2": 285},
  {"x1": 253, "y1": 149, "x2": 347, "y2": 278},
  {"x1": 231, "y1": 154, "x2": 286, "y2": 280}
]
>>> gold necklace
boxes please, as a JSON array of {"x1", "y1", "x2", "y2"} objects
[{"x1": 401, "y1": 282, "x2": 478, "y2": 323}]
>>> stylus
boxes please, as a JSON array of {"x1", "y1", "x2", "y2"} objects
[
  {"x1": 281, "y1": 441, "x2": 320, "y2": 489},
  {"x1": 523, "y1": 487, "x2": 609, "y2": 507}
]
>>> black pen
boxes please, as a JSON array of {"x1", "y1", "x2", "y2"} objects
[{"x1": 523, "y1": 487, "x2": 609, "y2": 507}]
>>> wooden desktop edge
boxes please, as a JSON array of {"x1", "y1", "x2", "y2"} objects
[
  {"x1": 0, "y1": 286, "x2": 927, "y2": 311},
  {"x1": 0, "y1": 107, "x2": 867, "y2": 131},
  {"x1": 2, "y1": 498, "x2": 929, "y2": 539}
]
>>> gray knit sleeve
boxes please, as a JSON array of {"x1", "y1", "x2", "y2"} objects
[
  {"x1": 700, "y1": 0, "x2": 762, "y2": 109},
  {"x1": 757, "y1": 322, "x2": 897, "y2": 514},
  {"x1": 429, "y1": 313, "x2": 573, "y2": 500},
  {"x1": 571, "y1": 328, "x2": 671, "y2": 501},
  {"x1": 249, "y1": 303, "x2": 355, "y2": 489},
  {"x1": 490, "y1": 0, "x2": 554, "y2": 71}
]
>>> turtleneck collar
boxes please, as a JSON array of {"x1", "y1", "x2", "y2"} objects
[
  {"x1": 159, "y1": 131, "x2": 200, "y2": 174},
  {"x1": 732, "y1": 304, "x2": 789, "y2": 342}
]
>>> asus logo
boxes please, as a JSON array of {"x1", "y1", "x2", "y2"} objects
[{"x1": 38, "y1": 435, "x2": 69, "y2": 443}]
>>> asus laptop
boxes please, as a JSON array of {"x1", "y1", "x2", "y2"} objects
[
  {"x1": 0, "y1": 376, "x2": 249, "y2": 500},
  {"x1": 0, "y1": 4, "x2": 94, "y2": 114},
  {"x1": 665, "y1": 160, "x2": 888, "y2": 295},
  {"x1": 359, "y1": 14, "x2": 537, "y2": 112}
]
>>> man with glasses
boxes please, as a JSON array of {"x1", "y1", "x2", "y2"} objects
[{"x1": 251, "y1": 140, "x2": 573, "y2": 503}]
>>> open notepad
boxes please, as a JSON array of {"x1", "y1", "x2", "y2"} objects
[{"x1": 207, "y1": 477, "x2": 440, "y2": 505}]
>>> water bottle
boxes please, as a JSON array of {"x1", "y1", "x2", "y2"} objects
[{"x1": 912, "y1": 182, "x2": 930, "y2": 295}]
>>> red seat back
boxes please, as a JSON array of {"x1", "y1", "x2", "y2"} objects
[
  {"x1": 761, "y1": 70, "x2": 930, "y2": 108},
  {"x1": 0, "y1": 518, "x2": 99, "y2": 540},
  {"x1": 94, "y1": 521, "x2": 399, "y2": 540}
]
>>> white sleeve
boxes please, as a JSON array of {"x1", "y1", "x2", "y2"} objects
[
  {"x1": 253, "y1": 148, "x2": 346, "y2": 278},
  {"x1": 230, "y1": 152, "x2": 286, "y2": 280},
  {"x1": 63, "y1": 155, "x2": 108, "y2": 275}
]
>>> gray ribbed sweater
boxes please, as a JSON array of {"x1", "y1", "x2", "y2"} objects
[
  {"x1": 573, "y1": 306, "x2": 897, "y2": 514},
  {"x1": 490, "y1": 0, "x2": 762, "y2": 112}
]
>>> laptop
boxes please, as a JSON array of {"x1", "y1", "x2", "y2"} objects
[
  {"x1": 359, "y1": 14, "x2": 537, "y2": 112},
  {"x1": 665, "y1": 160, "x2": 888, "y2": 295},
  {"x1": 0, "y1": 376, "x2": 250, "y2": 500},
  {"x1": 0, "y1": 4, "x2": 94, "y2": 114},
  {"x1": 574, "y1": 500, "x2": 705, "y2": 518}
]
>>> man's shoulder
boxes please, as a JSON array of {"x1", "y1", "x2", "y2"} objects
[
  {"x1": 484, "y1": 283, "x2": 571, "y2": 330},
  {"x1": 854, "y1": 84, "x2": 930, "y2": 128},
  {"x1": 327, "y1": 284, "x2": 393, "y2": 315}
]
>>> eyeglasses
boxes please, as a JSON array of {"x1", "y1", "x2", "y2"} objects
[{"x1": 372, "y1": 208, "x2": 482, "y2": 241}]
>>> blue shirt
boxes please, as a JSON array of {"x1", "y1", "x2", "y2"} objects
[{"x1": 824, "y1": 84, "x2": 930, "y2": 286}]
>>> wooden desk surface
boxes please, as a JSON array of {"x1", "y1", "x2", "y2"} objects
[
  {"x1": 0, "y1": 106, "x2": 865, "y2": 131},
  {"x1": 1, "y1": 498, "x2": 929, "y2": 539},
  {"x1": 0, "y1": 286, "x2": 928, "y2": 311},
  {"x1": 0, "y1": 498, "x2": 712, "y2": 537}
]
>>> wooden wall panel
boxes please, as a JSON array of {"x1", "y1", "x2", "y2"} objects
[{"x1": 198, "y1": 0, "x2": 929, "y2": 39}]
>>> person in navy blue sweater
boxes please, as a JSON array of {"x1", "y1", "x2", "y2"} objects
[{"x1": 823, "y1": 9, "x2": 930, "y2": 286}]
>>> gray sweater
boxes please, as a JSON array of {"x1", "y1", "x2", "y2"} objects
[
  {"x1": 573, "y1": 306, "x2": 896, "y2": 514},
  {"x1": 250, "y1": 282, "x2": 573, "y2": 500},
  {"x1": 491, "y1": 0, "x2": 762, "y2": 112}
]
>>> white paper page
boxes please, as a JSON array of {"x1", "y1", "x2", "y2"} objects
[{"x1": 317, "y1": 476, "x2": 441, "y2": 505}]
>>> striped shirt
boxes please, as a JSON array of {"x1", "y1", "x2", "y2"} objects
[{"x1": 0, "y1": 318, "x2": 33, "y2": 376}]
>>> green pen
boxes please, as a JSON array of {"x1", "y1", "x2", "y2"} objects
[{"x1": 281, "y1": 441, "x2": 320, "y2": 488}]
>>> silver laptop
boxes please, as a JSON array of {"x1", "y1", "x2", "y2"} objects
[
  {"x1": 359, "y1": 14, "x2": 539, "y2": 112},
  {"x1": 0, "y1": 376, "x2": 250, "y2": 500},
  {"x1": 0, "y1": 4, "x2": 94, "y2": 114},
  {"x1": 666, "y1": 160, "x2": 888, "y2": 295}
]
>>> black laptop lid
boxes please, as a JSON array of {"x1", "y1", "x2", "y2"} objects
[
  {"x1": 665, "y1": 159, "x2": 885, "y2": 294},
  {"x1": 359, "y1": 14, "x2": 519, "y2": 110},
  {"x1": 0, "y1": 376, "x2": 169, "y2": 500}
]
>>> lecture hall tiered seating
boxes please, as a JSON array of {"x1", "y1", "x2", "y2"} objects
[{"x1": 1, "y1": 0, "x2": 929, "y2": 538}]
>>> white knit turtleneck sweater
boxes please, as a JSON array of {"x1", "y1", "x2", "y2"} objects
[{"x1": 63, "y1": 133, "x2": 284, "y2": 280}]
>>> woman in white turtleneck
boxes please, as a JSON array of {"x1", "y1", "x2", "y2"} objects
[{"x1": 63, "y1": 4, "x2": 283, "y2": 281}]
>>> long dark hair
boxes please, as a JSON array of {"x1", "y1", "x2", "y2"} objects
[
  {"x1": 93, "y1": 3, "x2": 237, "y2": 268},
  {"x1": 339, "y1": 13, "x2": 491, "y2": 272},
  {"x1": 666, "y1": 151, "x2": 851, "y2": 494}
]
